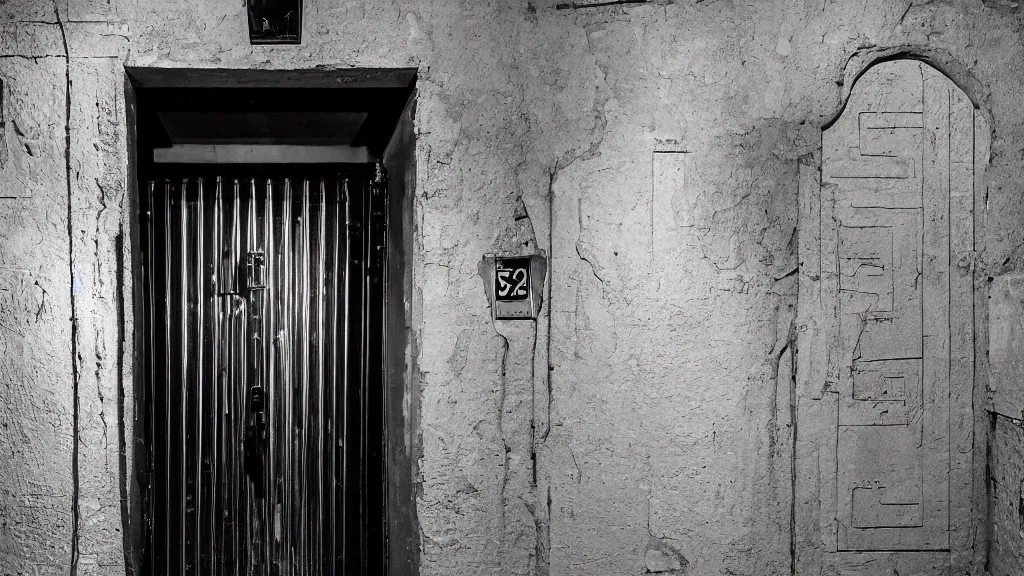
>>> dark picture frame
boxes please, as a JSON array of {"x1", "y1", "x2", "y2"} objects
[{"x1": 247, "y1": 0, "x2": 302, "y2": 45}]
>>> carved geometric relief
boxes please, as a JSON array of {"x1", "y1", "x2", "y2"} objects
[{"x1": 817, "y1": 59, "x2": 977, "y2": 554}]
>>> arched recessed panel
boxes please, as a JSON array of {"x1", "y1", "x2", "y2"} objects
[{"x1": 797, "y1": 59, "x2": 987, "y2": 573}]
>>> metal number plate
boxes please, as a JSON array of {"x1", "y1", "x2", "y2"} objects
[
  {"x1": 495, "y1": 257, "x2": 530, "y2": 302},
  {"x1": 492, "y1": 256, "x2": 539, "y2": 320}
]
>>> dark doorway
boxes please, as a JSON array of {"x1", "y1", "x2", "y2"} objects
[{"x1": 127, "y1": 70, "x2": 417, "y2": 576}]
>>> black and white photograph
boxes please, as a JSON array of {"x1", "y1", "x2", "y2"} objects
[{"x1": 0, "y1": 1, "x2": 1022, "y2": 575}]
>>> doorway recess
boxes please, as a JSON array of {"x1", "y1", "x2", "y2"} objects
[{"x1": 125, "y1": 67, "x2": 417, "y2": 576}]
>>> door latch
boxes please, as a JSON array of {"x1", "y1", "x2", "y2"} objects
[
  {"x1": 249, "y1": 385, "x2": 267, "y2": 443},
  {"x1": 247, "y1": 251, "x2": 266, "y2": 291}
]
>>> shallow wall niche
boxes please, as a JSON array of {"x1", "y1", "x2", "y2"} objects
[{"x1": 795, "y1": 59, "x2": 989, "y2": 575}]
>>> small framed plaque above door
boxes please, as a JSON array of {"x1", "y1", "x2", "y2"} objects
[{"x1": 247, "y1": 0, "x2": 302, "y2": 45}]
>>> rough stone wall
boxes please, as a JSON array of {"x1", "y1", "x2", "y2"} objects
[
  {"x1": 988, "y1": 415, "x2": 1024, "y2": 576},
  {"x1": 987, "y1": 274, "x2": 1024, "y2": 575},
  {"x1": 1, "y1": 1, "x2": 1024, "y2": 576}
]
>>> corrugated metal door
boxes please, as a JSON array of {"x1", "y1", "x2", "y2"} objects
[{"x1": 137, "y1": 164, "x2": 388, "y2": 576}]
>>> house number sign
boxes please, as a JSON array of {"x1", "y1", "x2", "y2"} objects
[
  {"x1": 496, "y1": 257, "x2": 530, "y2": 301},
  {"x1": 488, "y1": 255, "x2": 544, "y2": 320}
]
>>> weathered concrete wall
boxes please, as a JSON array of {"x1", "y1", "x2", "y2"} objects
[
  {"x1": 989, "y1": 415, "x2": 1024, "y2": 576},
  {"x1": 2, "y1": 1, "x2": 1024, "y2": 576},
  {"x1": 522, "y1": 2, "x2": 1023, "y2": 575},
  {"x1": 0, "y1": 49, "x2": 76, "y2": 576},
  {"x1": 987, "y1": 274, "x2": 1024, "y2": 575},
  {"x1": 990, "y1": 274, "x2": 1024, "y2": 421},
  {"x1": 0, "y1": 15, "x2": 132, "y2": 576}
]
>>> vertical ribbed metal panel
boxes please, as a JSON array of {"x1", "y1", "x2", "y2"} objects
[{"x1": 140, "y1": 167, "x2": 388, "y2": 576}]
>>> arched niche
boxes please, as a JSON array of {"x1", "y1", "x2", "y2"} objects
[{"x1": 795, "y1": 59, "x2": 989, "y2": 575}]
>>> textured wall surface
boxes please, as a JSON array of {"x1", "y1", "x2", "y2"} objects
[
  {"x1": 0, "y1": 55, "x2": 76, "y2": 576},
  {"x1": 798, "y1": 58, "x2": 987, "y2": 575},
  {"x1": 987, "y1": 275, "x2": 1024, "y2": 575},
  {"x1": 2, "y1": 1, "x2": 1024, "y2": 576},
  {"x1": 990, "y1": 273, "x2": 1024, "y2": 420},
  {"x1": 989, "y1": 416, "x2": 1024, "y2": 576}
]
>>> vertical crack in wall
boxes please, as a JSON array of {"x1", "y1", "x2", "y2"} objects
[
  {"x1": 544, "y1": 168, "x2": 556, "y2": 444},
  {"x1": 115, "y1": 223, "x2": 134, "y2": 576},
  {"x1": 985, "y1": 410, "x2": 996, "y2": 572},
  {"x1": 53, "y1": 5, "x2": 81, "y2": 576},
  {"x1": 35, "y1": 281, "x2": 49, "y2": 322},
  {"x1": 0, "y1": 78, "x2": 5, "y2": 171},
  {"x1": 482, "y1": 182, "x2": 550, "y2": 574},
  {"x1": 94, "y1": 329, "x2": 109, "y2": 458},
  {"x1": 788, "y1": 327, "x2": 798, "y2": 576},
  {"x1": 496, "y1": 329, "x2": 511, "y2": 559},
  {"x1": 537, "y1": 167, "x2": 556, "y2": 576},
  {"x1": 94, "y1": 179, "x2": 108, "y2": 288},
  {"x1": 530, "y1": 316, "x2": 539, "y2": 488}
]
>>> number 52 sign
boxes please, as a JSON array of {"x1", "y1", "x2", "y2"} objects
[
  {"x1": 487, "y1": 255, "x2": 544, "y2": 320},
  {"x1": 496, "y1": 258, "x2": 530, "y2": 300}
]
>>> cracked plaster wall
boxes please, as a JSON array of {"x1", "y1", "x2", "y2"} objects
[
  {"x1": 1, "y1": 1, "x2": 1024, "y2": 576},
  {"x1": 986, "y1": 273, "x2": 1024, "y2": 575},
  {"x1": 987, "y1": 415, "x2": 1024, "y2": 576}
]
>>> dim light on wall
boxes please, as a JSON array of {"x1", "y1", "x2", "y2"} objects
[{"x1": 247, "y1": 0, "x2": 302, "y2": 44}]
